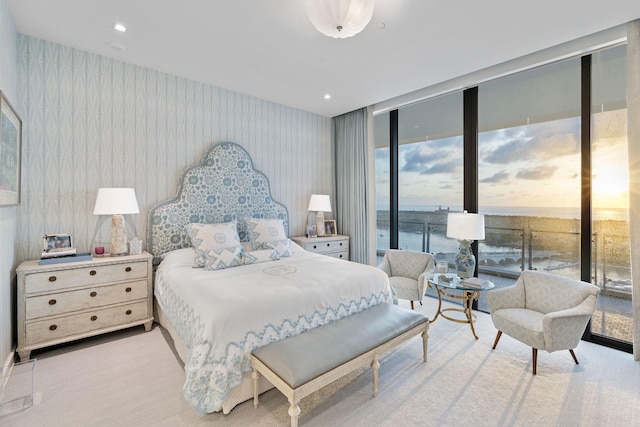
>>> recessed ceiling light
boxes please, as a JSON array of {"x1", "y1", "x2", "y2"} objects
[
  {"x1": 114, "y1": 23, "x2": 127, "y2": 33},
  {"x1": 324, "y1": 94, "x2": 331, "y2": 100}
]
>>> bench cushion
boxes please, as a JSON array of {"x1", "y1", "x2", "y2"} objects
[{"x1": 252, "y1": 303, "x2": 428, "y2": 388}]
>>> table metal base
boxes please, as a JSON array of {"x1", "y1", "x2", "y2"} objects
[{"x1": 430, "y1": 284, "x2": 481, "y2": 339}]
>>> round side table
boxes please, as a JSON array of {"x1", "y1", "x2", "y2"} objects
[{"x1": 427, "y1": 273, "x2": 494, "y2": 340}]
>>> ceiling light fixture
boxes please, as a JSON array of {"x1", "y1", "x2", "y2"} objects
[
  {"x1": 324, "y1": 94, "x2": 332, "y2": 100},
  {"x1": 307, "y1": 0, "x2": 374, "y2": 39},
  {"x1": 114, "y1": 23, "x2": 127, "y2": 32}
]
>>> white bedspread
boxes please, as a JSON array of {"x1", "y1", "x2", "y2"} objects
[{"x1": 154, "y1": 245, "x2": 392, "y2": 414}]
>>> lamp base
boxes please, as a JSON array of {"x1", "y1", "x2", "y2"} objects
[
  {"x1": 316, "y1": 211, "x2": 326, "y2": 237},
  {"x1": 455, "y1": 240, "x2": 476, "y2": 278},
  {"x1": 110, "y1": 214, "x2": 128, "y2": 256}
]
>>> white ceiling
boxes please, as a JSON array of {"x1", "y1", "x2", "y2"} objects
[{"x1": 7, "y1": 0, "x2": 640, "y2": 117}]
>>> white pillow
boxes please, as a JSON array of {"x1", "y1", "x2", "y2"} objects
[
  {"x1": 246, "y1": 218, "x2": 287, "y2": 250},
  {"x1": 185, "y1": 221, "x2": 241, "y2": 268},
  {"x1": 159, "y1": 248, "x2": 196, "y2": 268},
  {"x1": 243, "y1": 249, "x2": 279, "y2": 265},
  {"x1": 203, "y1": 246, "x2": 243, "y2": 271},
  {"x1": 265, "y1": 239, "x2": 292, "y2": 258}
]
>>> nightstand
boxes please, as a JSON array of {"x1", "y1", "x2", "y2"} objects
[
  {"x1": 16, "y1": 252, "x2": 154, "y2": 361},
  {"x1": 291, "y1": 235, "x2": 349, "y2": 260}
]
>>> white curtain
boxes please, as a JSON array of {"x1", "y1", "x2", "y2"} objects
[
  {"x1": 627, "y1": 20, "x2": 640, "y2": 360},
  {"x1": 334, "y1": 108, "x2": 369, "y2": 264}
]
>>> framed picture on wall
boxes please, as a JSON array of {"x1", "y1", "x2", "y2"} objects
[
  {"x1": 325, "y1": 220, "x2": 337, "y2": 236},
  {"x1": 0, "y1": 91, "x2": 22, "y2": 206}
]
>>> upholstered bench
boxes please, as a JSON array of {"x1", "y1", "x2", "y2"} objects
[{"x1": 251, "y1": 303, "x2": 429, "y2": 427}]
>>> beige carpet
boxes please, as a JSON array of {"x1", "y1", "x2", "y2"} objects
[{"x1": 3, "y1": 298, "x2": 639, "y2": 426}]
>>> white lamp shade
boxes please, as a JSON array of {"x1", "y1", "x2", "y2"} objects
[
  {"x1": 308, "y1": 194, "x2": 332, "y2": 212},
  {"x1": 93, "y1": 188, "x2": 140, "y2": 215},
  {"x1": 446, "y1": 211, "x2": 485, "y2": 241},
  {"x1": 307, "y1": 0, "x2": 374, "y2": 39}
]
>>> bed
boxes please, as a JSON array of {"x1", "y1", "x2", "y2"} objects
[{"x1": 147, "y1": 142, "x2": 392, "y2": 414}]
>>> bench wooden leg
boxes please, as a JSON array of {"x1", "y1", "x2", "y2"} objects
[
  {"x1": 371, "y1": 354, "x2": 379, "y2": 397},
  {"x1": 252, "y1": 369, "x2": 259, "y2": 408},
  {"x1": 288, "y1": 399, "x2": 301, "y2": 427},
  {"x1": 422, "y1": 330, "x2": 429, "y2": 363}
]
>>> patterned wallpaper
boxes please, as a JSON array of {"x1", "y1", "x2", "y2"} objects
[
  {"x1": 16, "y1": 36, "x2": 333, "y2": 264},
  {"x1": 0, "y1": 0, "x2": 18, "y2": 367}
]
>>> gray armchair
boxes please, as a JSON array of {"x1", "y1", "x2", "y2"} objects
[
  {"x1": 487, "y1": 270, "x2": 600, "y2": 374},
  {"x1": 377, "y1": 249, "x2": 434, "y2": 310}
]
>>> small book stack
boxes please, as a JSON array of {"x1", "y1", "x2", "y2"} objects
[
  {"x1": 40, "y1": 249, "x2": 93, "y2": 265},
  {"x1": 40, "y1": 248, "x2": 77, "y2": 259},
  {"x1": 462, "y1": 277, "x2": 487, "y2": 289}
]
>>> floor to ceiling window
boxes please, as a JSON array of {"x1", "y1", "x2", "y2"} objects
[
  {"x1": 375, "y1": 43, "x2": 632, "y2": 351},
  {"x1": 590, "y1": 44, "x2": 632, "y2": 344},
  {"x1": 477, "y1": 57, "x2": 582, "y2": 312},
  {"x1": 374, "y1": 111, "x2": 390, "y2": 259},
  {"x1": 375, "y1": 93, "x2": 463, "y2": 264}
]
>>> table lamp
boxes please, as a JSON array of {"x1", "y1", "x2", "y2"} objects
[
  {"x1": 446, "y1": 211, "x2": 485, "y2": 278},
  {"x1": 93, "y1": 188, "x2": 140, "y2": 256},
  {"x1": 308, "y1": 194, "x2": 332, "y2": 237}
]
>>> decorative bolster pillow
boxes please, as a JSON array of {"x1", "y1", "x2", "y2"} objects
[
  {"x1": 243, "y1": 249, "x2": 279, "y2": 265},
  {"x1": 203, "y1": 246, "x2": 243, "y2": 271}
]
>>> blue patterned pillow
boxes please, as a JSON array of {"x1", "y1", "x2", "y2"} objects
[
  {"x1": 246, "y1": 218, "x2": 287, "y2": 250},
  {"x1": 243, "y1": 249, "x2": 279, "y2": 265},
  {"x1": 203, "y1": 246, "x2": 243, "y2": 271},
  {"x1": 265, "y1": 239, "x2": 292, "y2": 258},
  {"x1": 185, "y1": 221, "x2": 240, "y2": 268}
]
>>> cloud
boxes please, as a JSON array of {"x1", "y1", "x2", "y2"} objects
[
  {"x1": 481, "y1": 170, "x2": 510, "y2": 183},
  {"x1": 375, "y1": 147, "x2": 390, "y2": 161},
  {"x1": 400, "y1": 140, "x2": 461, "y2": 175},
  {"x1": 516, "y1": 164, "x2": 558, "y2": 180},
  {"x1": 482, "y1": 119, "x2": 579, "y2": 164}
]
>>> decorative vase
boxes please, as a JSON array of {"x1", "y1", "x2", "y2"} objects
[{"x1": 455, "y1": 240, "x2": 476, "y2": 278}]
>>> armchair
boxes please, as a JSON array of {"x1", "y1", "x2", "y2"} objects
[
  {"x1": 377, "y1": 249, "x2": 434, "y2": 310},
  {"x1": 487, "y1": 270, "x2": 600, "y2": 374}
]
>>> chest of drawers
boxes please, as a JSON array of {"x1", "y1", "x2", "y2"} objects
[
  {"x1": 16, "y1": 252, "x2": 153, "y2": 361},
  {"x1": 291, "y1": 235, "x2": 349, "y2": 260}
]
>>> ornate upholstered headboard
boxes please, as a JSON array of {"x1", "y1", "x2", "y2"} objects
[{"x1": 147, "y1": 142, "x2": 289, "y2": 262}]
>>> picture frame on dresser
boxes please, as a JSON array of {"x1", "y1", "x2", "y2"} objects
[
  {"x1": 0, "y1": 90, "x2": 22, "y2": 206},
  {"x1": 42, "y1": 233, "x2": 73, "y2": 251},
  {"x1": 325, "y1": 220, "x2": 336, "y2": 236}
]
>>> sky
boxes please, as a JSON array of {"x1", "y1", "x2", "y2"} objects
[{"x1": 376, "y1": 110, "x2": 629, "y2": 213}]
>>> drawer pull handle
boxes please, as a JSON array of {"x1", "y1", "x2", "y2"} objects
[
  {"x1": 339, "y1": 242, "x2": 343, "y2": 246},
  {"x1": 126, "y1": 309, "x2": 132, "y2": 315},
  {"x1": 326, "y1": 243, "x2": 330, "y2": 247},
  {"x1": 313, "y1": 245, "x2": 317, "y2": 249},
  {"x1": 49, "y1": 324, "x2": 57, "y2": 331},
  {"x1": 125, "y1": 287, "x2": 132, "y2": 293},
  {"x1": 48, "y1": 299, "x2": 56, "y2": 305},
  {"x1": 125, "y1": 267, "x2": 132, "y2": 272},
  {"x1": 49, "y1": 276, "x2": 57, "y2": 282},
  {"x1": 90, "y1": 315, "x2": 97, "y2": 321},
  {"x1": 89, "y1": 270, "x2": 97, "y2": 276},
  {"x1": 90, "y1": 291, "x2": 97, "y2": 297}
]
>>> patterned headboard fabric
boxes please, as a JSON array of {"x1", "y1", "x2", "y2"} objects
[{"x1": 147, "y1": 142, "x2": 289, "y2": 262}]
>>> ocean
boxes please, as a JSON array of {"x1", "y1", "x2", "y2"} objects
[
  {"x1": 378, "y1": 205, "x2": 629, "y2": 221},
  {"x1": 376, "y1": 205, "x2": 631, "y2": 287}
]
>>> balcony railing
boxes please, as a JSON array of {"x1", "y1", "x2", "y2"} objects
[{"x1": 377, "y1": 217, "x2": 631, "y2": 296}]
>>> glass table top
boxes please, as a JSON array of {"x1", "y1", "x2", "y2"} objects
[{"x1": 428, "y1": 273, "x2": 495, "y2": 291}]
